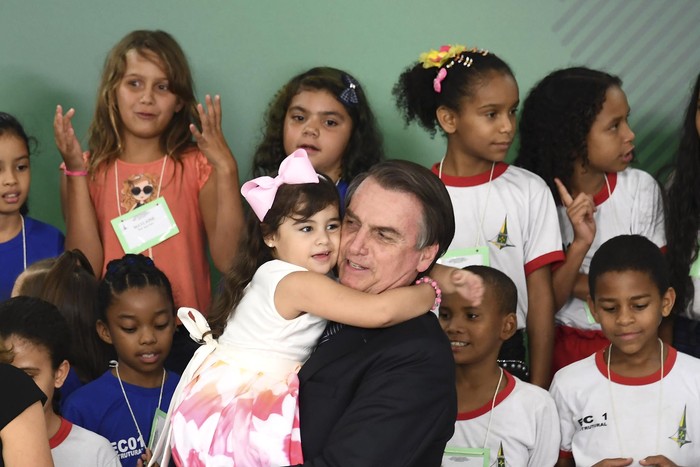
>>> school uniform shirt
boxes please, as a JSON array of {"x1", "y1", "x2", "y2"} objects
[
  {"x1": 433, "y1": 162, "x2": 565, "y2": 329},
  {"x1": 444, "y1": 371, "x2": 559, "y2": 467},
  {"x1": 0, "y1": 216, "x2": 64, "y2": 300},
  {"x1": 63, "y1": 369, "x2": 179, "y2": 467},
  {"x1": 50, "y1": 417, "x2": 120, "y2": 467},
  {"x1": 556, "y1": 168, "x2": 665, "y2": 330},
  {"x1": 550, "y1": 347, "x2": 700, "y2": 465}
]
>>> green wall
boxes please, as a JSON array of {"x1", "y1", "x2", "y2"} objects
[{"x1": 2, "y1": 0, "x2": 699, "y2": 230}]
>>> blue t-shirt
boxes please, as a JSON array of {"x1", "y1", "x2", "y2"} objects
[
  {"x1": 63, "y1": 369, "x2": 179, "y2": 467},
  {"x1": 0, "y1": 216, "x2": 64, "y2": 300}
]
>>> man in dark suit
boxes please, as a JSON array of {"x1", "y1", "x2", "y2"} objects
[{"x1": 295, "y1": 160, "x2": 458, "y2": 466}]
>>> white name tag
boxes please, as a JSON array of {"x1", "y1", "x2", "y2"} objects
[{"x1": 111, "y1": 197, "x2": 179, "y2": 254}]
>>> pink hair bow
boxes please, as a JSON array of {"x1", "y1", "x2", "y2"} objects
[
  {"x1": 433, "y1": 68, "x2": 447, "y2": 93},
  {"x1": 241, "y1": 149, "x2": 319, "y2": 221}
]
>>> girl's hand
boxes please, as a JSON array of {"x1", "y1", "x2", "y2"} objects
[
  {"x1": 54, "y1": 105, "x2": 86, "y2": 171},
  {"x1": 639, "y1": 455, "x2": 679, "y2": 466},
  {"x1": 555, "y1": 177, "x2": 596, "y2": 247},
  {"x1": 137, "y1": 448, "x2": 159, "y2": 467},
  {"x1": 448, "y1": 269, "x2": 484, "y2": 307},
  {"x1": 190, "y1": 94, "x2": 235, "y2": 170},
  {"x1": 591, "y1": 458, "x2": 633, "y2": 467}
]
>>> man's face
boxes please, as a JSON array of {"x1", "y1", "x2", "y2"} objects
[{"x1": 337, "y1": 178, "x2": 438, "y2": 293}]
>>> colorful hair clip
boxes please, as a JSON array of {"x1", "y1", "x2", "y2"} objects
[{"x1": 339, "y1": 74, "x2": 360, "y2": 106}]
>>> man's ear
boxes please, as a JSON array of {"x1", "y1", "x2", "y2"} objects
[
  {"x1": 436, "y1": 105, "x2": 458, "y2": 134},
  {"x1": 416, "y1": 244, "x2": 440, "y2": 274},
  {"x1": 97, "y1": 320, "x2": 113, "y2": 345}
]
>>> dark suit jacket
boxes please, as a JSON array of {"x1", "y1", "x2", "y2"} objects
[{"x1": 293, "y1": 312, "x2": 457, "y2": 466}]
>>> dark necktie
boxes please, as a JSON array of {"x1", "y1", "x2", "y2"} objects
[{"x1": 317, "y1": 321, "x2": 344, "y2": 346}]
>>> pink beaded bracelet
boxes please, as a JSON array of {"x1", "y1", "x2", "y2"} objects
[
  {"x1": 64, "y1": 168, "x2": 88, "y2": 177},
  {"x1": 415, "y1": 276, "x2": 442, "y2": 311}
]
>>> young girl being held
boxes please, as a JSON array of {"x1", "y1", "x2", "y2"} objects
[
  {"x1": 665, "y1": 71, "x2": 700, "y2": 357},
  {"x1": 515, "y1": 67, "x2": 665, "y2": 374},
  {"x1": 62, "y1": 254, "x2": 180, "y2": 467},
  {"x1": 0, "y1": 112, "x2": 64, "y2": 300},
  {"x1": 54, "y1": 29, "x2": 243, "y2": 315},
  {"x1": 154, "y1": 150, "x2": 482, "y2": 467},
  {"x1": 252, "y1": 66, "x2": 383, "y2": 204},
  {"x1": 11, "y1": 249, "x2": 111, "y2": 401},
  {"x1": 393, "y1": 45, "x2": 565, "y2": 388}
]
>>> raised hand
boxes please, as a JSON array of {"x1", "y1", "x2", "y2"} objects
[
  {"x1": 190, "y1": 94, "x2": 235, "y2": 170},
  {"x1": 555, "y1": 177, "x2": 596, "y2": 247},
  {"x1": 54, "y1": 105, "x2": 86, "y2": 171},
  {"x1": 449, "y1": 268, "x2": 484, "y2": 307}
]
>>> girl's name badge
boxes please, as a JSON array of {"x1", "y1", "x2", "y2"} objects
[
  {"x1": 438, "y1": 246, "x2": 490, "y2": 269},
  {"x1": 442, "y1": 447, "x2": 489, "y2": 466},
  {"x1": 148, "y1": 408, "x2": 167, "y2": 450},
  {"x1": 111, "y1": 197, "x2": 179, "y2": 254}
]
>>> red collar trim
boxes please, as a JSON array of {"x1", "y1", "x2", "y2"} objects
[
  {"x1": 456, "y1": 371, "x2": 516, "y2": 420},
  {"x1": 49, "y1": 417, "x2": 72, "y2": 448},
  {"x1": 431, "y1": 162, "x2": 509, "y2": 187},
  {"x1": 592, "y1": 172, "x2": 617, "y2": 206},
  {"x1": 594, "y1": 345, "x2": 677, "y2": 385}
]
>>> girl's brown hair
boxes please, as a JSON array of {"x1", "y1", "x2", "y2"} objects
[{"x1": 87, "y1": 30, "x2": 199, "y2": 174}]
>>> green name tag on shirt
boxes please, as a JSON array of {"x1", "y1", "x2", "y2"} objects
[
  {"x1": 691, "y1": 253, "x2": 700, "y2": 278},
  {"x1": 438, "y1": 246, "x2": 490, "y2": 269},
  {"x1": 111, "y1": 197, "x2": 179, "y2": 254},
  {"x1": 148, "y1": 408, "x2": 167, "y2": 450},
  {"x1": 442, "y1": 447, "x2": 489, "y2": 466}
]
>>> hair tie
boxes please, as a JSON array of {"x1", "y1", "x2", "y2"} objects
[
  {"x1": 433, "y1": 68, "x2": 447, "y2": 93},
  {"x1": 105, "y1": 254, "x2": 154, "y2": 279},
  {"x1": 241, "y1": 149, "x2": 319, "y2": 221},
  {"x1": 339, "y1": 74, "x2": 360, "y2": 105}
]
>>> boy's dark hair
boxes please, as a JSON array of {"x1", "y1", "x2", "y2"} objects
[
  {"x1": 515, "y1": 67, "x2": 623, "y2": 205},
  {"x1": 588, "y1": 235, "x2": 668, "y2": 298},
  {"x1": 0, "y1": 296, "x2": 71, "y2": 412},
  {"x1": 464, "y1": 265, "x2": 517, "y2": 315},
  {"x1": 252, "y1": 66, "x2": 384, "y2": 182},
  {"x1": 98, "y1": 254, "x2": 175, "y2": 322},
  {"x1": 393, "y1": 48, "x2": 514, "y2": 137},
  {"x1": 664, "y1": 72, "x2": 700, "y2": 315},
  {"x1": 208, "y1": 175, "x2": 340, "y2": 338}
]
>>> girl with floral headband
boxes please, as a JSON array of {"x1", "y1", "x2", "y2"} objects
[
  {"x1": 252, "y1": 66, "x2": 383, "y2": 205},
  {"x1": 394, "y1": 45, "x2": 565, "y2": 389},
  {"x1": 151, "y1": 149, "x2": 483, "y2": 466}
]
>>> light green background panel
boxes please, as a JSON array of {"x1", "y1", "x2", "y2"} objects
[{"x1": 1, "y1": 0, "x2": 699, "y2": 231}]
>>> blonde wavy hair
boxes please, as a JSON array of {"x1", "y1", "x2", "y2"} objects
[{"x1": 87, "y1": 30, "x2": 199, "y2": 175}]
